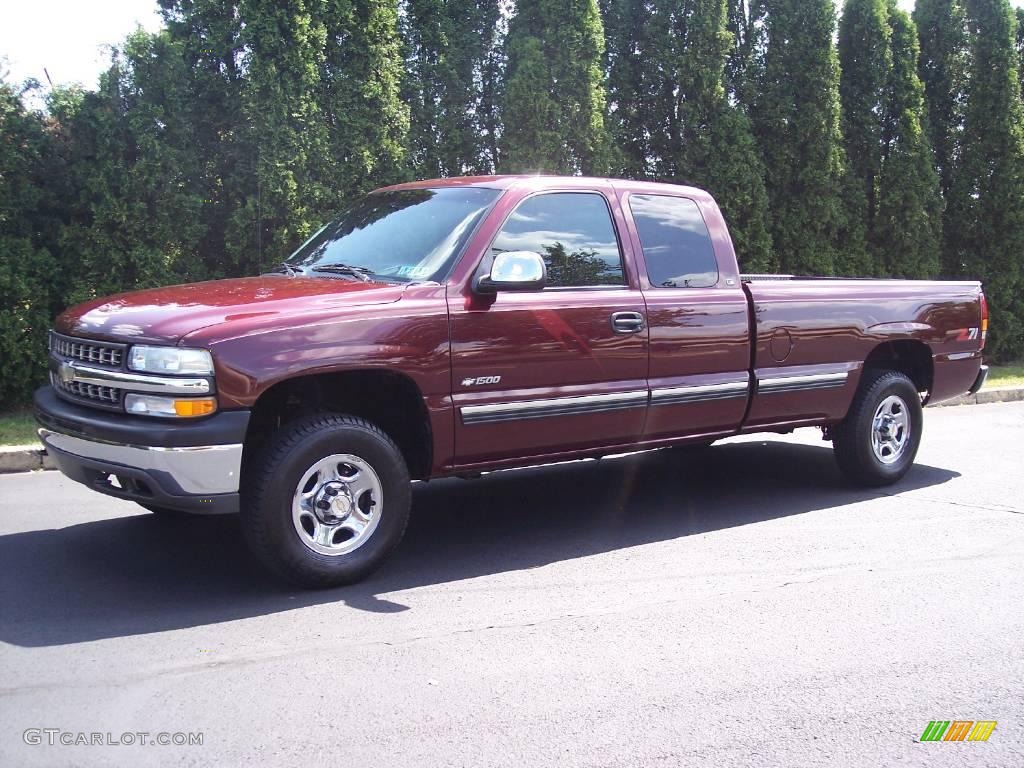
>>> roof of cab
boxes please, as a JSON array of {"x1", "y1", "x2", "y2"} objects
[{"x1": 374, "y1": 175, "x2": 713, "y2": 202}]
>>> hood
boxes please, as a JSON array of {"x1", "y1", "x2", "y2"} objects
[{"x1": 56, "y1": 276, "x2": 406, "y2": 344}]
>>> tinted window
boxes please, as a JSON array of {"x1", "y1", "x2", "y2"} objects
[
  {"x1": 287, "y1": 187, "x2": 500, "y2": 282},
  {"x1": 629, "y1": 195, "x2": 719, "y2": 288},
  {"x1": 490, "y1": 193, "x2": 625, "y2": 288}
]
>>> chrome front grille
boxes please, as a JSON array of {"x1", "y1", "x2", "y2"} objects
[
  {"x1": 50, "y1": 371, "x2": 123, "y2": 406},
  {"x1": 49, "y1": 332, "x2": 125, "y2": 368}
]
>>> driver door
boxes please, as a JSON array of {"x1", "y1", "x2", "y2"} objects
[{"x1": 449, "y1": 189, "x2": 649, "y2": 468}]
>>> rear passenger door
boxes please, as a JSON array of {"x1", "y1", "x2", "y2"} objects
[
  {"x1": 450, "y1": 190, "x2": 649, "y2": 467},
  {"x1": 624, "y1": 192, "x2": 751, "y2": 442}
]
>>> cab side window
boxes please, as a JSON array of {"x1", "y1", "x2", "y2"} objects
[
  {"x1": 490, "y1": 192, "x2": 625, "y2": 288},
  {"x1": 629, "y1": 194, "x2": 719, "y2": 288}
]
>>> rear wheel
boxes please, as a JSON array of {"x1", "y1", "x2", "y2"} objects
[
  {"x1": 242, "y1": 413, "x2": 411, "y2": 588},
  {"x1": 832, "y1": 370, "x2": 923, "y2": 486}
]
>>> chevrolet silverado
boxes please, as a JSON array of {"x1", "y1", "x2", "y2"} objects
[{"x1": 35, "y1": 176, "x2": 989, "y2": 587}]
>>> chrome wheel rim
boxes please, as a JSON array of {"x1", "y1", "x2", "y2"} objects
[
  {"x1": 292, "y1": 454, "x2": 383, "y2": 556},
  {"x1": 871, "y1": 395, "x2": 911, "y2": 465}
]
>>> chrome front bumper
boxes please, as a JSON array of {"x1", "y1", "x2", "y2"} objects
[
  {"x1": 40, "y1": 430, "x2": 243, "y2": 496},
  {"x1": 34, "y1": 384, "x2": 249, "y2": 514}
]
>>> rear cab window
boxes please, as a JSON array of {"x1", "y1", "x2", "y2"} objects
[
  {"x1": 628, "y1": 194, "x2": 719, "y2": 288},
  {"x1": 489, "y1": 192, "x2": 626, "y2": 288}
]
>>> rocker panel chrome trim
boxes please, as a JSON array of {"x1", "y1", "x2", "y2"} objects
[
  {"x1": 757, "y1": 372, "x2": 849, "y2": 393},
  {"x1": 650, "y1": 381, "x2": 749, "y2": 406},
  {"x1": 461, "y1": 390, "x2": 648, "y2": 425}
]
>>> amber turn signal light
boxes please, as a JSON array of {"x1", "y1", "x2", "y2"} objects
[{"x1": 173, "y1": 398, "x2": 217, "y2": 417}]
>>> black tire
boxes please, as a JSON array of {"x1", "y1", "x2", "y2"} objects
[
  {"x1": 242, "y1": 413, "x2": 411, "y2": 588},
  {"x1": 833, "y1": 370, "x2": 923, "y2": 487}
]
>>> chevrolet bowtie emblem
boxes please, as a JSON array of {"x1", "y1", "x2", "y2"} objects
[{"x1": 58, "y1": 362, "x2": 75, "y2": 385}]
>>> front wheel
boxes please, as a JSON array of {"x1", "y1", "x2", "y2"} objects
[
  {"x1": 242, "y1": 413, "x2": 411, "y2": 588},
  {"x1": 832, "y1": 370, "x2": 923, "y2": 487}
]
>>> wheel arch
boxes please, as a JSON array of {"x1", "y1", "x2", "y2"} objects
[
  {"x1": 243, "y1": 369, "x2": 433, "y2": 480},
  {"x1": 862, "y1": 340, "x2": 934, "y2": 397}
]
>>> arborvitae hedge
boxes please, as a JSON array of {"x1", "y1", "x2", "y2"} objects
[{"x1": 2, "y1": 0, "x2": 1024, "y2": 407}]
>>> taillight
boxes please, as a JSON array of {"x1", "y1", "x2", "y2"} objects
[{"x1": 980, "y1": 292, "x2": 988, "y2": 350}]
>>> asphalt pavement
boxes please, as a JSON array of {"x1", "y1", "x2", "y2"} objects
[{"x1": 1, "y1": 401, "x2": 1022, "y2": 767}]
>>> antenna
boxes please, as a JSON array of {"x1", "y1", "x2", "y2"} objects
[{"x1": 43, "y1": 68, "x2": 54, "y2": 88}]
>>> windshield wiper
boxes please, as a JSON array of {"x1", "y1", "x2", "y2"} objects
[
  {"x1": 311, "y1": 263, "x2": 376, "y2": 282},
  {"x1": 265, "y1": 261, "x2": 304, "y2": 276}
]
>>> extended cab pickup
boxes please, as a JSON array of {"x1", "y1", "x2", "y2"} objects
[{"x1": 35, "y1": 176, "x2": 989, "y2": 587}]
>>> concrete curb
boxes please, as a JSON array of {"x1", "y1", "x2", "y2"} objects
[
  {"x1": 0, "y1": 444, "x2": 55, "y2": 474},
  {"x1": 2, "y1": 386, "x2": 1023, "y2": 475},
  {"x1": 932, "y1": 385, "x2": 1024, "y2": 408}
]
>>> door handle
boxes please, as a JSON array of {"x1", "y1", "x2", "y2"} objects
[{"x1": 611, "y1": 311, "x2": 645, "y2": 334}]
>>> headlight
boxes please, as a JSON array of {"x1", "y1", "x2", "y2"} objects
[
  {"x1": 125, "y1": 394, "x2": 217, "y2": 418},
  {"x1": 128, "y1": 345, "x2": 214, "y2": 375}
]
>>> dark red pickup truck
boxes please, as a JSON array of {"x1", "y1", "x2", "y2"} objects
[{"x1": 35, "y1": 176, "x2": 988, "y2": 586}]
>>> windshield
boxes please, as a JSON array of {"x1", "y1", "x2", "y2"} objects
[{"x1": 285, "y1": 187, "x2": 501, "y2": 282}]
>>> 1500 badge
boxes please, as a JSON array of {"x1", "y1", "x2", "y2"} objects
[{"x1": 461, "y1": 376, "x2": 501, "y2": 387}]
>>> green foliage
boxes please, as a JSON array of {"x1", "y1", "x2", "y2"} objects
[
  {"x1": 238, "y1": 0, "x2": 332, "y2": 257},
  {"x1": 3, "y1": 0, "x2": 1024, "y2": 404},
  {"x1": 914, "y1": 0, "x2": 969, "y2": 203},
  {"x1": 158, "y1": 0, "x2": 254, "y2": 278},
  {"x1": 53, "y1": 31, "x2": 207, "y2": 303},
  {"x1": 602, "y1": 0, "x2": 651, "y2": 177},
  {"x1": 500, "y1": 0, "x2": 611, "y2": 174},
  {"x1": 726, "y1": 0, "x2": 767, "y2": 109},
  {"x1": 0, "y1": 80, "x2": 64, "y2": 407},
  {"x1": 542, "y1": 243, "x2": 612, "y2": 286},
  {"x1": 605, "y1": 0, "x2": 773, "y2": 271},
  {"x1": 0, "y1": 409, "x2": 39, "y2": 446},
  {"x1": 839, "y1": 1, "x2": 943, "y2": 277},
  {"x1": 839, "y1": 0, "x2": 892, "y2": 242},
  {"x1": 1017, "y1": 8, "x2": 1024, "y2": 96},
  {"x1": 402, "y1": 0, "x2": 503, "y2": 175},
  {"x1": 947, "y1": 0, "x2": 1024, "y2": 360},
  {"x1": 753, "y1": 0, "x2": 854, "y2": 275},
  {"x1": 319, "y1": 0, "x2": 409, "y2": 201},
  {"x1": 874, "y1": 7, "x2": 943, "y2": 278}
]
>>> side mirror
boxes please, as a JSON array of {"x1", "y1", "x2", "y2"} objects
[{"x1": 475, "y1": 251, "x2": 547, "y2": 293}]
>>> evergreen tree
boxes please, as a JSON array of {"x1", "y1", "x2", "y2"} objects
[
  {"x1": 402, "y1": 0, "x2": 503, "y2": 176},
  {"x1": 158, "y1": 0, "x2": 254, "y2": 279},
  {"x1": 54, "y1": 31, "x2": 206, "y2": 303},
  {"x1": 753, "y1": 0, "x2": 853, "y2": 275},
  {"x1": 839, "y1": 0, "x2": 892, "y2": 241},
  {"x1": 603, "y1": 0, "x2": 652, "y2": 177},
  {"x1": 874, "y1": 6, "x2": 943, "y2": 278},
  {"x1": 318, "y1": 0, "x2": 409, "y2": 204},
  {"x1": 237, "y1": 0, "x2": 332, "y2": 263},
  {"x1": 0, "y1": 78, "x2": 65, "y2": 407},
  {"x1": 913, "y1": 0, "x2": 969, "y2": 205},
  {"x1": 726, "y1": 0, "x2": 766, "y2": 110},
  {"x1": 500, "y1": 0, "x2": 610, "y2": 174},
  {"x1": 838, "y1": 1, "x2": 942, "y2": 277},
  {"x1": 948, "y1": 0, "x2": 1024, "y2": 359},
  {"x1": 668, "y1": 0, "x2": 774, "y2": 270},
  {"x1": 604, "y1": 0, "x2": 772, "y2": 269},
  {"x1": 1016, "y1": 7, "x2": 1024, "y2": 97}
]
